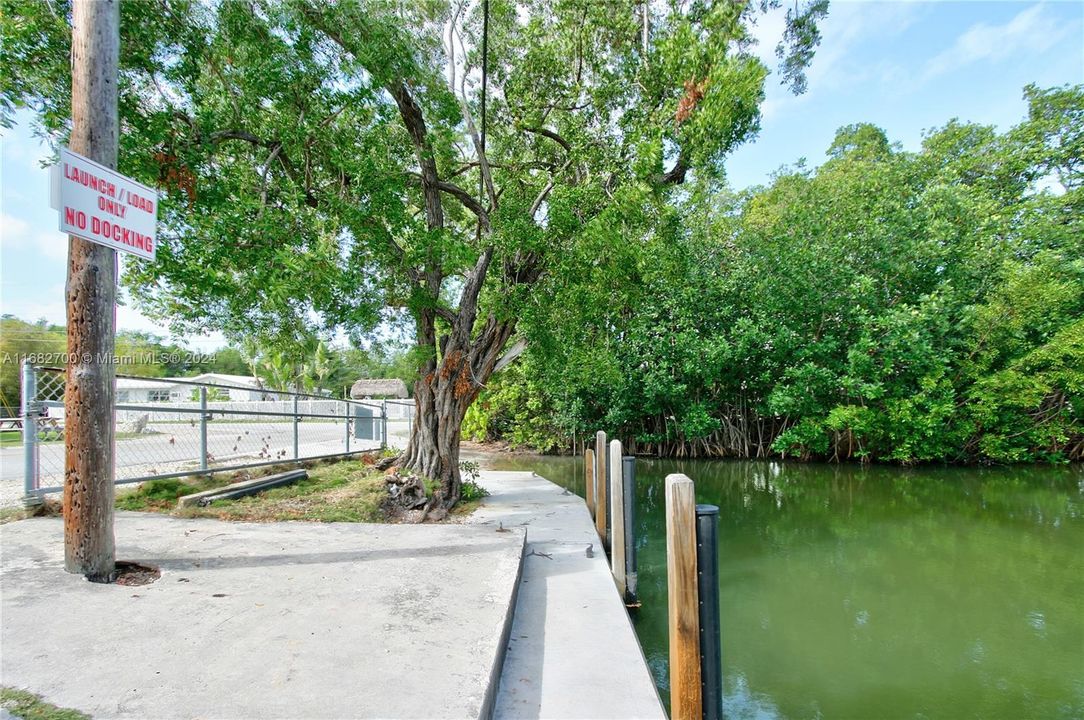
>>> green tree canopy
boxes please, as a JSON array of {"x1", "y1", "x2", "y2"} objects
[
  {"x1": 507, "y1": 85, "x2": 1083, "y2": 464},
  {"x1": 2, "y1": 0, "x2": 828, "y2": 504}
]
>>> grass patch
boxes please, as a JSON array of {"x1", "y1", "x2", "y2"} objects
[
  {"x1": 115, "y1": 475, "x2": 232, "y2": 512},
  {"x1": 0, "y1": 429, "x2": 22, "y2": 447},
  {"x1": 116, "y1": 457, "x2": 389, "y2": 523},
  {"x1": 1, "y1": 687, "x2": 90, "y2": 720},
  {"x1": 183, "y1": 460, "x2": 387, "y2": 523},
  {"x1": 449, "y1": 497, "x2": 484, "y2": 518},
  {"x1": 0, "y1": 500, "x2": 62, "y2": 525},
  {"x1": 4, "y1": 456, "x2": 484, "y2": 527},
  {"x1": 446, "y1": 476, "x2": 489, "y2": 519}
]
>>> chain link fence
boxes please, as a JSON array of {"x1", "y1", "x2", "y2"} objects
[{"x1": 17, "y1": 364, "x2": 388, "y2": 501}]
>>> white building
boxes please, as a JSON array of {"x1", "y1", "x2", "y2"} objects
[
  {"x1": 181, "y1": 373, "x2": 269, "y2": 401},
  {"x1": 115, "y1": 377, "x2": 178, "y2": 404},
  {"x1": 115, "y1": 374, "x2": 268, "y2": 404}
]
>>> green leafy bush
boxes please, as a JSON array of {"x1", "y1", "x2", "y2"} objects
[{"x1": 498, "y1": 85, "x2": 1084, "y2": 464}]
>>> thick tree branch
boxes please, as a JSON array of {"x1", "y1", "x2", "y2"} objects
[
  {"x1": 468, "y1": 315, "x2": 516, "y2": 381},
  {"x1": 302, "y1": 5, "x2": 450, "y2": 319},
  {"x1": 447, "y1": 160, "x2": 553, "y2": 179},
  {"x1": 529, "y1": 158, "x2": 573, "y2": 218},
  {"x1": 433, "y1": 305, "x2": 458, "y2": 325},
  {"x1": 301, "y1": 5, "x2": 447, "y2": 234},
  {"x1": 449, "y1": 19, "x2": 498, "y2": 211},
  {"x1": 407, "y1": 174, "x2": 491, "y2": 230},
  {"x1": 453, "y1": 246, "x2": 494, "y2": 345},
  {"x1": 209, "y1": 129, "x2": 267, "y2": 146},
  {"x1": 524, "y1": 125, "x2": 572, "y2": 153},
  {"x1": 656, "y1": 149, "x2": 688, "y2": 185},
  {"x1": 210, "y1": 130, "x2": 319, "y2": 208},
  {"x1": 387, "y1": 82, "x2": 446, "y2": 232}
]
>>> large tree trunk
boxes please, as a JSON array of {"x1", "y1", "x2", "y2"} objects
[
  {"x1": 303, "y1": 14, "x2": 522, "y2": 508},
  {"x1": 400, "y1": 368, "x2": 473, "y2": 509},
  {"x1": 400, "y1": 313, "x2": 515, "y2": 511}
]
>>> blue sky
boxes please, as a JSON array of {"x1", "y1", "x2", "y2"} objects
[
  {"x1": 1, "y1": 0, "x2": 1082, "y2": 349},
  {"x1": 730, "y1": 0, "x2": 1084, "y2": 188}
]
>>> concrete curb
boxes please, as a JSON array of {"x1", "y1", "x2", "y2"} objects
[
  {"x1": 175, "y1": 469, "x2": 306, "y2": 507},
  {"x1": 480, "y1": 529, "x2": 527, "y2": 720}
]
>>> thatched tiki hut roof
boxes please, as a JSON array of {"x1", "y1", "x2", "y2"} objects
[{"x1": 350, "y1": 378, "x2": 409, "y2": 399}]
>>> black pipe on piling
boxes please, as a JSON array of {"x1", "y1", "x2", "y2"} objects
[
  {"x1": 622, "y1": 455, "x2": 638, "y2": 603},
  {"x1": 695, "y1": 504, "x2": 722, "y2": 720}
]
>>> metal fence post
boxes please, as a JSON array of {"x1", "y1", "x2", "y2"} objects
[
  {"x1": 622, "y1": 455, "x2": 638, "y2": 603},
  {"x1": 198, "y1": 386, "x2": 208, "y2": 472},
  {"x1": 696, "y1": 504, "x2": 722, "y2": 720},
  {"x1": 345, "y1": 401, "x2": 351, "y2": 453},
  {"x1": 21, "y1": 361, "x2": 41, "y2": 506},
  {"x1": 381, "y1": 400, "x2": 388, "y2": 449},
  {"x1": 293, "y1": 395, "x2": 300, "y2": 460}
]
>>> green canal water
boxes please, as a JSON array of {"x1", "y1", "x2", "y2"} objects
[{"x1": 485, "y1": 455, "x2": 1084, "y2": 719}]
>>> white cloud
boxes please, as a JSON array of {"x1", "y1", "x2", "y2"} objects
[
  {"x1": 924, "y1": 3, "x2": 1072, "y2": 79},
  {"x1": 0, "y1": 283, "x2": 67, "y2": 326},
  {"x1": 36, "y1": 230, "x2": 69, "y2": 261},
  {"x1": 807, "y1": 1, "x2": 923, "y2": 91},
  {"x1": 749, "y1": 5, "x2": 788, "y2": 67},
  {"x1": 1, "y1": 213, "x2": 30, "y2": 249},
  {"x1": 753, "y1": 1, "x2": 924, "y2": 124},
  {"x1": 1, "y1": 217, "x2": 76, "y2": 261}
]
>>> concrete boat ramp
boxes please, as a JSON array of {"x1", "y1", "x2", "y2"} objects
[{"x1": 0, "y1": 471, "x2": 664, "y2": 719}]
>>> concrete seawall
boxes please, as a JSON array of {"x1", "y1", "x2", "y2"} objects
[{"x1": 471, "y1": 470, "x2": 666, "y2": 719}]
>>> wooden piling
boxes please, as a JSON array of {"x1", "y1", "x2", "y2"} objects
[
  {"x1": 666, "y1": 473, "x2": 702, "y2": 720},
  {"x1": 595, "y1": 431, "x2": 608, "y2": 548},
  {"x1": 610, "y1": 439, "x2": 626, "y2": 596},
  {"x1": 585, "y1": 448, "x2": 596, "y2": 518}
]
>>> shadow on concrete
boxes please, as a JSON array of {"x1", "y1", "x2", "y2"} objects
[
  {"x1": 495, "y1": 551, "x2": 548, "y2": 718},
  {"x1": 138, "y1": 540, "x2": 514, "y2": 572}
]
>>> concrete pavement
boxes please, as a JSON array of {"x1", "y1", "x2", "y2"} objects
[
  {"x1": 1, "y1": 453, "x2": 665, "y2": 719},
  {"x1": 469, "y1": 470, "x2": 666, "y2": 720},
  {"x1": 1, "y1": 512, "x2": 524, "y2": 719}
]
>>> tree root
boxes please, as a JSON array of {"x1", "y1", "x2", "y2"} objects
[{"x1": 375, "y1": 454, "x2": 400, "y2": 471}]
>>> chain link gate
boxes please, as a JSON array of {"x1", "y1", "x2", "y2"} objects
[{"x1": 19, "y1": 362, "x2": 388, "y2": 504}]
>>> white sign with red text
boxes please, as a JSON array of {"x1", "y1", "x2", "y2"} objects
[{"x1": 54, "y1": 147, "x2": 158, "y2": 260}]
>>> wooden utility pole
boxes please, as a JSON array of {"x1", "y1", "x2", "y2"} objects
[{"x1": 64, "y1": 0, "x2": 119, "y2": 581}]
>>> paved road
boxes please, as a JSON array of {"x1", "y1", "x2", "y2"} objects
[{"x1": 0, "y1": 420, "x2": 411, "y2": 508}]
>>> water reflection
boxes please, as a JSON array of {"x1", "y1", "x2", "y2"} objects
[{"x1": 484, "y1": 454, "x2": 1084, "y2": 719}]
